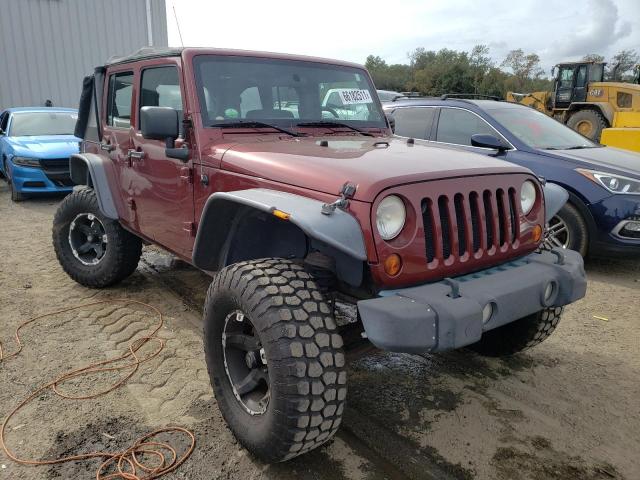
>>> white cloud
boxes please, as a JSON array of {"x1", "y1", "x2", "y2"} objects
[{"x1": 166, "y1": 0, "x2": 638, "y2": 75}]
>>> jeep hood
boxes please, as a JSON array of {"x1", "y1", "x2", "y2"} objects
[
  {"x1": 219, "y1": 136, "x2": 531, "y2": 202},
  {"x1": 7, "y1": 135, "x2": 81, "y2": 159}
]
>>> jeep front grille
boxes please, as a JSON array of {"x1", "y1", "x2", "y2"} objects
[{"x1": 421, "y1": 188, "x2": 520, "y2": 263}]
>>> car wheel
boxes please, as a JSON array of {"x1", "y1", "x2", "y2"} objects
[
  {"x1": 566, "y1": 109, "x2": 608, "y2": 142},
  {"x1": 52, "y1": 187, "x2": 142, "y2": 287},
  {"x1": 468, "y1": 307, "x2": 563, "y2": 356},
  {"x1": 543, "y1": 202, "x2": 588, "y2": 257},
  {"x1": 203, "y1": 258, "x2": 346, "y2": 462}
]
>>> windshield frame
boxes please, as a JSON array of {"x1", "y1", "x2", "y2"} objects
[
  {"x1": 487, "y1": 105, "x2": 598, "y2": 150},
  {"x1": 192, "y1": 54, "x2": 387, "y2": 130},
  {"x1": 8, "y1": 110, "x2": 78, "y2": 137}
]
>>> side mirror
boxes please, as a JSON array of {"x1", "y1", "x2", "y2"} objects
[
  {"x1": 471, "y1": 134, "x2": 509, "y2": 151},
  {"x1": 0, "y1": 129, "x2": 5, "y2": 136},
  {"x1": 385, "y1": 113, "x2": 395, "y2": 133},
  {"x1": 140, "y1": 106, "x2": 189, "y2": 161}
]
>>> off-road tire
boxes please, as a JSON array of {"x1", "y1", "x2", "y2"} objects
[
  {"x1": 554, "y1": 202, "x2": 589, "y2": 256},
  {"x1": 566, "y1": 109, "x2": 608, "y2": 141},
  {"x1": 468, "y1": 307, "x2": 563, "y2": 357},
  {"x1": 52, "y1": 188, "x2": 142, "y2": 288},
  {"x1": 203, "y1": 259, "x2": 347, "y2": 462}
]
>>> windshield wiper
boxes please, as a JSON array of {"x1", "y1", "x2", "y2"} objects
[
  {"x1": 543, "y1": 145, "x2": 593, "y2": 150},
  {"x1": 296, "y1": 121, "x2": 374, "y2": 137},
  {"x1": 212, "y1": 121, "x2": 304, "y2": 137}
]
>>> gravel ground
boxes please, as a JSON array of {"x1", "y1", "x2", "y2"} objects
[{"x1": 0, "y1": 184, "x2": 638, "y2": 480}]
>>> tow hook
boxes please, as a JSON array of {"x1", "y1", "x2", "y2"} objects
[{"x1": 322, "y1": 182, "x2": 357, "y2": 215}]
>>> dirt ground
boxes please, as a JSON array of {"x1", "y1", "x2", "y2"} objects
[{"x1": 0, "y1": 184, "x2": 638, "y2": 480}]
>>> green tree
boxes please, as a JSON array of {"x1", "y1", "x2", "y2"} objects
[
  {"x1": 582, "y1": 53, "x2": 605, "y2": 63},
  {"x1": 608, "y1": 49, "x2": 639, "y2": 81}
]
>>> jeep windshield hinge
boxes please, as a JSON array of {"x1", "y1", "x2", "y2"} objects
[{"x1": 321, "y1": 182, "x2": 357, "y2": 215}]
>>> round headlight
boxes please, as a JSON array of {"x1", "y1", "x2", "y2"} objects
[
  {"x1": 520, "y1": 180, "x2": 537, "y2": 215},
  {"x1": 376, "y1": 195, "x2": 406, "y2": 240}
]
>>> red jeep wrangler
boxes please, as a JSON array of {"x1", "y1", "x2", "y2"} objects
[{"x1": 52, "y1": 47, "x2": 586, "y2": 462}]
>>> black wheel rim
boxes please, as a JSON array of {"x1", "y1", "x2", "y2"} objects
[
  {"x1": 222, "y1": 310, "x2": 270, "y2": 415},
  {"x1": 544, "y1": 215, "x2": 570, "y2": 249},
  {"x1": 68, "y1": 213, "x2": 108, "y2": 266}
]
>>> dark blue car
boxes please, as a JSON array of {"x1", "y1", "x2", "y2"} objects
[
  {"x1": 383, "y1": 97, "x2": 640, "y2": 257},
  {"x1": 0, "y1": 107, "x2": 80, "y2": 201}
]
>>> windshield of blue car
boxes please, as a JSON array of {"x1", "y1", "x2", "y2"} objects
[
  {"x1": 489, "y1": 107, "x2": 597, "y2": 150},
  {"x1": 10, "y1": 112, "x2": 77, "y2": 136},
  {"x1": 194, "y1": 55, "x2": 386, "y2": 129}
]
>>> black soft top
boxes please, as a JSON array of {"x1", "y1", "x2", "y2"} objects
[{"x1": 103, "y1": 47, "x2": 184, "y2": 68}]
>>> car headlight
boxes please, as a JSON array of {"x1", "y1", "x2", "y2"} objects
[
  {"x1": 576, "y1": 168, "x2": 640, "y2": 194},
  {"x1": 12, "y1": 156, "x2": 40, "y2": 167},
  {"x1": 520, "y1": 180, "x2": 537, "y2": 215},
  {"x1": 376, "y1": 195, "x2": 406, "y2": 240}
]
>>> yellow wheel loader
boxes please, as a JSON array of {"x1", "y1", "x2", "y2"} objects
[{"x1": 507, "y1": 62, "x2": 640, "y2": 151}]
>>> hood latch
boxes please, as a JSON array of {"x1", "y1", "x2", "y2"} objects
[{"x1": 322, "y1": 182, "x2": 357, "y2": 215}]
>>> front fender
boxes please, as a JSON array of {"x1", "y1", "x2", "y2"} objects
[
  {"x1": 193, "y1": 188, "x2": 368, "y2": 270},
  {"x1": 543, "y1": 182, "x2": 569, "y2": 221},
  {"x1": 69, "y1": 153, "x2": 118, "y2": 219}
]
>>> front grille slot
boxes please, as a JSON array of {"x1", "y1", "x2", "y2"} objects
[
  {"x1": 470, "y1": 192, "x2": 481, "y2": 252},
  {"x1": 422, "y1": 199, "x2": 436, "y2": 263},
  {"x1": 483, "y1": 190, "x2": 494, "y2": 248},
  {"x1": 454, "y1": 194, "x2": 466, "y2": 256},
  {"x1": 422, "y1": 185, "x2": 520, "y2": 265},
  {"x1": 438, "y1": 196, "x2": 452, "y2": 259}
]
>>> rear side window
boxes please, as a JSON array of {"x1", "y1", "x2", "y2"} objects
[
  {"x1": 436, "y1": 108, "x2": 496, "y2": 146},
  {"x1": 106, "y1": 71, "x2": 133, "y2": 128},
  {"x1": 393, "y1": 107, "x2": 435, "y2": 139}
]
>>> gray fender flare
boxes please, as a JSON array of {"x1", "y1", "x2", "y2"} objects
[
  {"x1": 543, "y1": 182, "x2": 569, "y2": 221},
  {"x1": 192, "y1": 188, "x2": 368, "y2": 273},
  {"x1": 69, "y1": 153, "x2": 118, "y2": 219}
]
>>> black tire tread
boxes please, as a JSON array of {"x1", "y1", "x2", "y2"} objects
[
  {"x1": 468, "y1": 307, "x2": 563, "y2": 357},
  {"x1": 566, "y1": 109, "x2": 608, "y2": 141},
  {"x1": 52, "y1": 188, "x2": 141, "y2": 288},
  {"x1": 203, "y1": 259, "x2": 346, "y2": 462}
]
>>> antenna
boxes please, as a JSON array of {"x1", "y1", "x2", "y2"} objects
[{"x1": 173, "y1": 4, "x2": 184, "y2": 47}]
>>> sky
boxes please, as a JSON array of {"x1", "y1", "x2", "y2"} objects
[{"x1": 165, "y1": 0, "x2": 639, "y2": 76}]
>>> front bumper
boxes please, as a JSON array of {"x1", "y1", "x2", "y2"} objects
[
  {"x1": 358, "y1": 248, "x2": 587, "y2": 353},
  {"x1": 10, "y1": 163, "x2": 73, "y2": 194}
]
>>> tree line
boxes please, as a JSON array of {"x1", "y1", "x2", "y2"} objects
[{"x1": 365, "y1": 45, "x2": 639, "y2": 97}]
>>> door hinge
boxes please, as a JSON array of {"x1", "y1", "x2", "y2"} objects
[
  {"x1": 180, "y1": 167, "x2": 193, "y2": 184},
  {"x1": 183, "y1": 221, "x2": 197, "y2": 236}
]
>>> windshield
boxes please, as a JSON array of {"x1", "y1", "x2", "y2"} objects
[
  {"x1": 377, "y1": 90, "x2": 402, "y2": 102},
  {"x1": 194, "y1": 55, "x2": 385, "y2": 129},
  {"x1": 489, "y1": 107, "x2": 596, "y2": 150},
  {"x1": 10, "y1": 111, "x2": 77, "y2": 137}
]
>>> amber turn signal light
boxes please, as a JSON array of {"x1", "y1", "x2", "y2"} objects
[
  {"x1": 272, "y1": 209, "x2": 291, "y2": 220},
  {"x1": 532, "y1": 224, "x2": 542, "y2": 243},
  {"x1": 384, "y1": 254, "x2": 402, "y2": 276}
]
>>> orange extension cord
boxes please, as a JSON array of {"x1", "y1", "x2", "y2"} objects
[{"x1": 0, "y1": 299, "x2": 195, "y2": 479}]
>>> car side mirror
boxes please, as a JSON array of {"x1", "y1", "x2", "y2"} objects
[
  {"x1": 471, "y1": 134, "x2": 508, "y2": 152},
  {"x1": 140, "y1": 106, "x2": 189, "y2": 161},
  {"x1": 0, "y1": 128, "x2": 5, "y2": 136},
  {"x1": 385, "y1": 114, "x2": 395, "y2": 133}
]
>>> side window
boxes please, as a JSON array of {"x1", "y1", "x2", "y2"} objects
[
  {"x1": 140, "y1": 66, "x2": 183, "y2": 112},
  {"x1": 559, "y1": 68, "x2": 574, "y2": 89},
  {"x1": 240, "y1": 87, "x2": 262, "y2": 117},
  {"x1": 393, "y1": 107, "x2": 435, "y2": 139},
  {"x1": 576, "y1": 66, "x2": 588, "y2": 88},
  {"x1": 436, "y1": 108, "x2": 496, "y2": 146},
  {"x1": 107, "y1": 71, "x2": 133, "y2": 128}
]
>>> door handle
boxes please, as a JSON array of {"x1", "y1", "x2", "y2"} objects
[
  {"x1": 127, "y1": 149, "x2": 145, "y2": 160},
  {"x1": 100, "y1": 142, "x2": 115, "y2": 152}
]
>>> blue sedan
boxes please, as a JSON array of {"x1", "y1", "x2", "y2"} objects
[
  {"x1": 384, "y1": 97, "x2": 640, "y2": 257},
  {"x1": 0, "y1": 107, "x2": 80, "y2": 201}
]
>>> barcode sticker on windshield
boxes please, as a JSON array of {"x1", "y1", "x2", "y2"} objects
[{"x1": 338, "y1": 89, "x2": 373, "y2": 105}]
